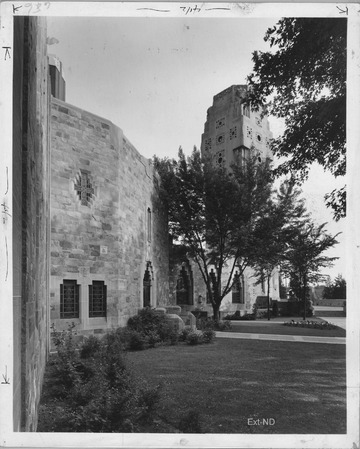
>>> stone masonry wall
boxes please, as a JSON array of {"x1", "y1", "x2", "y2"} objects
[
  {"x1": 50, "y1": 98, "x2": 169, "y2": 335},
  {"x1": 12, "y1": 16, "x2": 51, "y2": 431}
]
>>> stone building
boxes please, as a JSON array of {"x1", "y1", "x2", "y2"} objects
[
  {"x1": 199, "y1": 85, "x2": 280, "y2": 315},
  {"x1": 50, "y1": 91, "x2": 169, "y2": 336},
  {"x1": 9, "y1": 17, "x2": 280, "y2": 432},
  {"x1": 12, "y1": 16, "x2": 51, "y2": 431}
]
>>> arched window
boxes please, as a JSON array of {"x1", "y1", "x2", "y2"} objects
[
  {"x1": 143, "y1": 262, "x2": 152, "y2": 307},
  {"x1": 147, "y1": 208, "x2": 151, "y2": 242},
  {"x1": 232, "y1": 272, "x2": 241, "y2": 304},
  {"x1": 232, "y1": 272, "x2": 245, "y2": 304}
]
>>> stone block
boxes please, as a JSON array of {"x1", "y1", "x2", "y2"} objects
[
  {"x1": 164, "y1": 314, "x2": 185, "y2": 333},
  {"x1": 154, "y1": 307, "x2": 166, "y2": 316},
  {"x1": 165, "y1": 305, "x2": 182, "y2": 316},
  {"x1": 180, "y1": 311, "x2": 197, "y2": 330}
]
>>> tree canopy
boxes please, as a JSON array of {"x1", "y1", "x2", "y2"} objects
[
  {"x1": 323, "y1": 274, "x2": 346, "y2": 299},
  {"x1": 282, "y1": 222, "x2": 340, "y2": 319},
  {"x1": 251, "y1": 180, "x2": 309, "y2": 318},
  {"x1": 247, "y1": 18, "x2": 347, "y2": 220},
  {"x1": 154, "y1": 147, "x2": 273, "y2": 320}
]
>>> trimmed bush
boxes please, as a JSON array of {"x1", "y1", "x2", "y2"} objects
[
  {"x1": 202, "y1": 329, "x2": 216, "y2": 343},
  {"x1": 128, "y1": 330, "x2": 147, "y2": 351},
  {"x1": 186, "y1": 330, "x2": 204, "y2": 345}
]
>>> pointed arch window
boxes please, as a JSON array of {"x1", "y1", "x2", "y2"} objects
[
  {"x1": 143, "y1": 262, "x2": 152, "y2": 307},
  {"x1": 232, "y1": 272, "x2": 244, "y2": 304},
  {"x1": 147, "y1": 208, "x2": 152, "y2": 242}
]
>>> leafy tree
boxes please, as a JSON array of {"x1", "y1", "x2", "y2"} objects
[
  {"x1": 247, "y1": 18, "x2": 346, "y2": 220},
  {"x1": 251, "y1": 179, "x2": 309, "y2": 319},
  {"x1": 282, "y1": 222, "x2": 340, "y2": 319},
  {"x1": 323, "y1": 274, "x2": 346, "y2": 299},
  {"x1": 154, "y1": 147, "x2": 273, "y2": 321}
]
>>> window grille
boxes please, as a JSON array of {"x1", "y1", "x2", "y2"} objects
[
  {"x1": 89, "y1": 281, "x2": 107, "y2": 318},
  {"x1": 60, "y1": 280, "x2": 80, "y2": 318},
  {"x1": 74, "y1": 170, "x2": 94, "y2": 206}
]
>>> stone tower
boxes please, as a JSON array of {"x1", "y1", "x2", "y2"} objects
[{"x1": 200, "y1": 85, "x2": 273, "y2": 167}]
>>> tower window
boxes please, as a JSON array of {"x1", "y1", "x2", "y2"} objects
[
  {"x1": 229, "y1": 127, "x2": 237, "y2": 140},
  {"x1": 89, "y1": 281, "x2": 107, "y2": 318},
  {"x1": 216, "y1": 133, "x2": 225, "y2": 145},
  {"x1": 204, "y1": 138, "x2": 212, "y2": 151},
  {"x1": 60, "y1": 280, "x2": 79, "y2": 319},
  {"x1": 215, "y1": 117, "x2": 225, "y2": 129}
]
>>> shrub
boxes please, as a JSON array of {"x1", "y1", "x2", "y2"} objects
[
  {"x1": 80, "y1": 335, "x2": 102, "y2": 359},
  {"x1": 224, "y1": 312, "x2": 255, "y2": 321},
  {"x1": 186, "y1": 330, "x2": 204, "y2": 345},
  {"x1": 283, "y1": 320, "x2": 338, "y2": 330},
  {"x1": 147, "y1": 330, "x2": 161, "y2": 348},
  {"x1": 179, "y1": 328, "x2": 191, "y2": 342},
  {"x1": 127, "y1": 307, "x2": 166, "y2": 336},
  {"x1": 38, "y1": 327, "x2": 162, "y2": 433},
  {"x1": 202, "y1": 328, "x2": 216, "y2": 343},
  {"x1": 51, "y1": 322, "x2": 78, "y2": 362},
  {"x1": 214, "y1": 320, "x2": 231, "y2": 331},
  {"x1": 127, "y1": 330, "x2": 147, "y2": 351}
]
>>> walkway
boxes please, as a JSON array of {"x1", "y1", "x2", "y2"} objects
[{"x1": 215, "y1": 331, "x2": 345, "y2": 345}]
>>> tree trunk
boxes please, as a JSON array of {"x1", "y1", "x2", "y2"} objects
[
  {"x1": 267, "y1": 275, "x2": 271, "y2": 321},
  {"x1": 303, "y1": 276, "x2": 307, "y2": 321},
  {"x1": 212, "y1": 303, "x2": 220, "y2": 321}
]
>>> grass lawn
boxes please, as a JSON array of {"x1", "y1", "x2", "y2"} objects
[
  {"x1": 127, "y1": 339, "x2": 346, "y2": 434},
  {"x1": 226, "y1": 321, "x2": 346, "y2": 337}
]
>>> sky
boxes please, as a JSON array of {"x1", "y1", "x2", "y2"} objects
[{"x1": 47, "y1": 15, "x2": 346, "y2": 281}]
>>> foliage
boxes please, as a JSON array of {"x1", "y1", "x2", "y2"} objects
[
  {"x1": 282, "y1": 222, "x2": 339, "y2": 319},
  {"x1": 323, "y1": 274, "x2": 346, "y2": 299},
  {"x1": 251, "y1": 180, "x2": 310, "y2": 319},
  {"x1": 247, "y1": 18, "x2": 346, "y2": 220},
  {"x1": 50, "y1": 321, "x2": 78, "y2": 362},
  {"x1": 179, "y1": 328, "x2": 191, "y2": 342},
  {"x1": 196, "y1": 317, "x2": 231, "y2": 331},
  {"x1": 202, "y1": 329, "x2": 216, "y2": 343},
  {"x1": 224, "y1": 311, "x2": 256, "y2": 321},
  {"x1": 126, "y1": 308, "x2": 180, "y2": 347},
  {"x1": 127, "y1": 329, "x2": 147, "y2": 351},
  {"x1": 80, "y1": 335, "x2": 102, "y2": 359},
  {"x1": 154, "y1": 147, "x2": 274, "y2": 320},
  {"x1": 38, "y1": 325, "x2": 162, "y2": 432},
  {"x1": 127, "y1": 307, "x2": 166, "y2": 336},
  {"x1": 283, "y1": 320, "x2": 339, "y2": 330},
  {"x1": 186, "y1": 330, "x2": 204, "y2": 345}
]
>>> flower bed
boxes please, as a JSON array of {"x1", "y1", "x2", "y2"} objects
[{"x1": 283, "y1": 320, "x2": 339, "y2": 330}]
